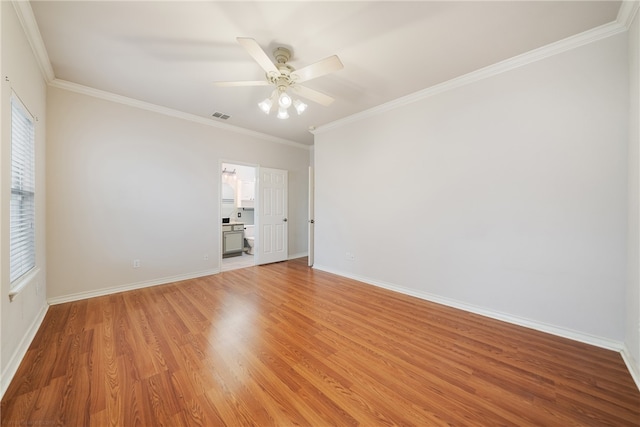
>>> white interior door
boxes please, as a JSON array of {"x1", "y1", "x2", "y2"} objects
[
  {"x1": 257, "y1": 167, "x2": 288, "y2": 265},
  {"x1": 308, "y1": 166, "x2": 314, "y2": 267}
]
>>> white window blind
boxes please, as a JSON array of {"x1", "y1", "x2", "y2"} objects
[{"x1": 10, "y1": 95, "x2": 36, "y2": 284}]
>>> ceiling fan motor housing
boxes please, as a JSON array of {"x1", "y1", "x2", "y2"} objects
[
  {"x1": 267, "y1": 48, "x2": 296, "y2": 87},
  {"x1": 273, "y1": 47, "x2": 291, "y2": 64}
]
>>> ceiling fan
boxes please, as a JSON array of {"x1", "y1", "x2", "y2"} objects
[{"x1": 214, "y1": 38, "x2": 343, "y2": 119}]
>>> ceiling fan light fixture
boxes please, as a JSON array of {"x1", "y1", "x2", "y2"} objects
[
  {"x1": 277, "y1": 107, "x2": 289, "y2": 120},
  {"x1": 293, "y1": 99, "x2": 307, "y2": 115},
  {"x1": 217, "y1": 38, "x2": 343, "y2": 122},
  {"x1": 257, "y1": 97, "x2": 273, "y2": 114},
  {"x1": 278, "y1": 91, "x2": 292, "y2": 108}
]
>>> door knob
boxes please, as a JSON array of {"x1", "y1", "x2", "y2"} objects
[
  {"x1": 309, "y1": 219, "x2": 314, "y2": 223},
  {"x1": 283, "y1": 218, "x2": 288, "y2": 222}
]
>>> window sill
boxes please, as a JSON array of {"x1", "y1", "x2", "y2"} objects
[{"x1": 9, "y1": 267, "x2": 40, "y2": 302}]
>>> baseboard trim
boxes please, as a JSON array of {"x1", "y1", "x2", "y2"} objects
[
  {"x1": 47, "y1": 268, "x2": 220, "y2": 305},
  {"x1": 1, "y1": 302, "x2": 49, "y2": 399},
  {"x1": 288, "y1": 252, "x2": 308, "y2": 261},
  {"x1": 312, "y1": 264, "x2": 625, "y2": 353},
  {"x1": 47, "y1": 254, "x2": 308, "y2": 305},
  {"x1": 317, "y1": 261, "x2": 640, "y2": 392},
  {"x1": 621, "y1": 345, "x2": 640, "y2": 391}
]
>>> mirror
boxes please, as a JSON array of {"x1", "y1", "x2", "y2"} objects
[{"x1": 221, "y1": 182, "x2": 236, "y2": 219}]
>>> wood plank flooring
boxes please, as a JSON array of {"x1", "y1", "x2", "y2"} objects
[{"x1": 2, "y1": 257, "x2": 639, "y2": 426}]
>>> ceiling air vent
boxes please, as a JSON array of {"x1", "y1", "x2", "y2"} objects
[{"x1": 212, "y1": 111, "x2": 231, "y2": 120}]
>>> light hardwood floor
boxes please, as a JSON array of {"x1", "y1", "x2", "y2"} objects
[{"x1": 2, "y1": 258, "x2": 639, "y2": 426}]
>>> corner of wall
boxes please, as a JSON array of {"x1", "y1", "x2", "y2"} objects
[
  {"x1": 0, "y1": 303, "x2": 48, "y2": 399},
  {"x1": 1, "y1": 0, "x2": 49, "y2": 400},
  {"x1": 626, "y1": 0, "x2": 640, "y2": 389},
  {"x1": 621, "y1": 343, "x2": 640, "y2": 391}
]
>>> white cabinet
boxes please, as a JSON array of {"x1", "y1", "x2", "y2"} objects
[
  {"x1": 237, "y1": 180, "x2": 255, "y2": 208},
  {"x1": 222, "y1": 224, "x2": 244, "y2": 257}
]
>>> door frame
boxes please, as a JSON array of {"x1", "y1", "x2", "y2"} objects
[
  {"x1": 219, "y1": 159, "x2": 259, "y2": 270},
  {"x1": 308, "y1": 166, "x2": 314, "y2": 267}
]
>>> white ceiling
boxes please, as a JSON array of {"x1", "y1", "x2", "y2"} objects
[{"x1": 29, "y1": 1, "x2": 622, "y2": 145}]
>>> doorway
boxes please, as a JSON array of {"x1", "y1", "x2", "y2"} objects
[{"x1": 221, "y1": 162, "x2": 257, "y2": 272}]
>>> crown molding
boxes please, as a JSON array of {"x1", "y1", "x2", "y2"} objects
[
  {"x1": 313, "y1": 18, "x2": 627, "y2": 136},
  {"x1": 49, "y1": 79, "x2": 310, "y2": 150},
  {"x1": 617, "y1": 0, "x2": 640, "y2": 29},
  {"x1": 12, "y1": 0, "x2": 308, "y2": 150},
  {"x1": 11, "y1": 0, "x2": 54, "y2": 82},
  {"x1": 14, "y1": 0, "x2": 631, "y2": 149}
]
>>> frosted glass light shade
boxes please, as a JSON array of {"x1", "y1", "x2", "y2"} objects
[
  {"x1": 258, "y1": 98, "x2": 272, "y2": 114},
  {"x1": 293, "y1": 99, "x2": 307, "y2": 115},
  {"x1": 277, "y1": 107, "x2": 289, "y2": 119},
  {"x1": 278, "y1": 92, "x2": 292, "y2": 108}
]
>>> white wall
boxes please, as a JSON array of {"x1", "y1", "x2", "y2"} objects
[
  {"x1": 314, "y1": 32, "x2": 628, "y2": 345},
  {"x1": 1, "y1": 2, "x2": 48, "y2": 396},
  {"x1": 626, "y1": 6, "x2": 640, "y2": 382},
  {"x1": 46, "y1": 86, "x2": 309, "y2": 301}
]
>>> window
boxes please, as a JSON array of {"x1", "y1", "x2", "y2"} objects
[{"x1": 10, "y1": 95, "x2": 36, "y2": 285}]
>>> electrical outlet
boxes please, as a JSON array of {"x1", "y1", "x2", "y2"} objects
[
  {"x1": 345, "y1": 252, "x2": 355, "y2": 261},
  {"x1": 237, "y1": 212, "x2": 242, "y2": 218},
  {"x1": 204, "y1": 253, "x2": 209, "y2": 261},
  {"x1": 133, "y1": 259, "x2": 141, "y2": 268},
  {"x1": 35, "y1": 282, "x2": 40, "y2": 296}
]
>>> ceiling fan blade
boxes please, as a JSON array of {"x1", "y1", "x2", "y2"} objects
[
  {"x1": 293, "y1": 85, "x2": 335, "y2": 106},
  {"x1": 237, "y1": 37, "x2": 278, "y2": 74},
  {"x1": 214, "y1": 80, "x2": 270, "y2": 87},
  {"x1": 291, "y1": 55, "x2": 343, "y2": 83}
]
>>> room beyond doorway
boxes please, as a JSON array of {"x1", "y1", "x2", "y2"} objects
[{"x1": 221, "y1": 162, "x2": 257, "y2": 271}]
